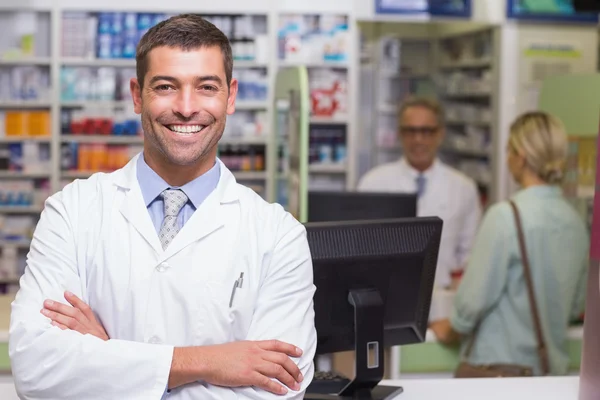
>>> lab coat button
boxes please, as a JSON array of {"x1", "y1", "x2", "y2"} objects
[
  {"x1": 156, "y1": 262, "x2": 169, "y2": 272},
  {"x1": 148, "y1": 336, "x2": 162, "y2": 344}
]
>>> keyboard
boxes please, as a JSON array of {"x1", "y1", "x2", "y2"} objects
[{"x1": 306, "y1": 370, "x2": 351, "y2": 395}]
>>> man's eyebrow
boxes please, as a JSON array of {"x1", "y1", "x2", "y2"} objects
[
  {"x1": 196, "y1": 75, "x2": 223, "y2": 86},
  {"x1": 148, "y1": 75, "x2": 178, "y2": 85}
]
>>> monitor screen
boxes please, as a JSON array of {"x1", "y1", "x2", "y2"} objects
[
  {"x1": 508, "y1": 0, "x2": 599, "y2": 22},
  {"x1": 307, "y1": 191, "x2": 417, "y2": 223},
  {"x1": 305, "y1": 217, "x2": 442, "y2": 399}
]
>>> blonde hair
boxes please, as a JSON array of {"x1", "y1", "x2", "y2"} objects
[
  {"x1": 509, "y1": 111, "x2": 568, "y2": 184},
  {"x1": 398, "y1": 97, "x2": 445, "y2": 126}
]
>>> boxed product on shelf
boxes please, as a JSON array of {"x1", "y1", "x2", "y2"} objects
[
  {"x1": 0, "y1": 66, "x2": 51, "y2": 102},
  {"x1": 0, "y1": 11, "x2": 48, "y2": 60},
  {"x1": 309, "y1": 68, "x2": 348, "y2": 118},
  {"x1": 0, "y1": 142, "x2": 51, "y2": 173},
  {"x1": 234, "y1": 69, "x2": 268, "y2": 101},
  {"x1": 62, "y1": 11, "x2": 268, "y2": 62},
  {"x1": 61, "y1": 107, "x2": 141, "y2": 136},
  {"x1": 2, "y1": 111, "x2": 51, "y2": 137},
  {"x1": 222, "y1": 110, "x2": 267, "y2": 139},
  {"x1": 219, "y1": 145, "x2": 265, "y2": 172},
  {"x1": 61, "y1": 143, "x2": 142, "y2": 173},
  {"x1": 309, "y1": 124, "x2": 346, "y2": 165},
  {"x1": 278, "y1": 14, "x2": 349, "y2": 64},
  {"x1": 0, "y1": 179, "x2": 49, "y2": 208},
  {"x1": 61, "y1": 66, "x2": 122, "y2": 101}
]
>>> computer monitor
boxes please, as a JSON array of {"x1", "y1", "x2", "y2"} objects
[
  {"x1": 304, "y1": 217, "x2": 443, "y2": 400},
  {"x1": 307, "y1": 191, "x2": 417, "y2": 223}
]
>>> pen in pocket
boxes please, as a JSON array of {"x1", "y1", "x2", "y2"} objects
[{"x1": 229, "y1": 272, "x2": 244, "y2": 307}]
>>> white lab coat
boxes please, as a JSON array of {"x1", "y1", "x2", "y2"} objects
[
  {"x1": 9, "y1": 154, "x2": 317, "y2": 400},
  {"x1": 357, "y1": 158, "x2": 482, "y2": 289}
]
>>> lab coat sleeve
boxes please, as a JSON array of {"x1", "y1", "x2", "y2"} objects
[
  {"x1": 206, "y1": 212, "x2": 317, "y2": 399},
  {"x1": 450, "y1": 203, "x2": 511, "y2": 334},
  {"x1": 455, "y1": 180, "x2": 482, "y2": 271},
  {"x1": 570, "y1": 228, "x2": 590, "y2": 321},
  {"x1": 9, "y1": 188, "x2": 174, "y2": 400}
]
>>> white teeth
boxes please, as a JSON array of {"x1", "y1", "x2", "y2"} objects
[{"x1": 168, "y1": 125, "x2": 204, "y2": 134}]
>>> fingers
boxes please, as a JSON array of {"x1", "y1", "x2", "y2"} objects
[
  {"x1": 259, "y1": 340, "x2": 303, "y2": 357},
  {"x1": 262, "y1": 352, "x2": 303, "y2": 385},
  {"x1": 64, "y1": 291, "x2": 96, "y2": 321},
  {"x1": 51, "y1": 321, "x2": 68, "y2": 330},
  {"x1": 41, "y1": 307, "x2": 78, "y2": 331},
  {"x1": 42, "y1": 300, "x2": 80, "y2": 319},
  {"x1": 256, "y1": 360, "x2": 300, "y2": 392},
  {"x1": 251, "y1": 372, "x2": 288, "y2": 395}
]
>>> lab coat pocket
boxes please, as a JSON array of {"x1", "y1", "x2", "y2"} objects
[{"x1": 195, "y1": 279, "x2": 234, "y2": 345}]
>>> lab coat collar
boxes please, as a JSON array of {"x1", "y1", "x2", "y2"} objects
[{"x1": 113, "y1": 153, "x2": 241, "y2": 258}]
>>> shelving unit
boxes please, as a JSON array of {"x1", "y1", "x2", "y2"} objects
[{"x1": 357, "y1": 21, "x2": 499, "y2": 206}]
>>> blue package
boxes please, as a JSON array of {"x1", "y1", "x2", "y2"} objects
[
  {"x1": 111, "y1": 12, "x2": 124, "y2": 35},
  {"x1": 111, "y1": 34, "x2": 123, "y2": 58},
  {"x1": 122, "y1": 32, "x2": 137, "y2": 58},
  {"x1": 97, "y1": 33, "x2": 112, "y2": 59},
  {"x1": 97, "y1": 13, "x2": 112, "y2": 34},
  {"x1": 8, "y1": 144, "x2": 22, "y2": 171}
]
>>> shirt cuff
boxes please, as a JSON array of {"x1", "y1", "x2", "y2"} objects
[
  {"x1": 153, "y1": 345, "x2": 175, "y2": 398},
  {"x1": 449, "y1": 307, "x2": 476, "y2": 335}
]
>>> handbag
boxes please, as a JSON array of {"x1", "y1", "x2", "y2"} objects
[{"x1": 454, "y1": 200, "x2": 551, "y2": 378}]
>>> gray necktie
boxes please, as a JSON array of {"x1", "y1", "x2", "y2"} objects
[
  {"x1": 415, "y1": 174, "x2": 426, "y2": 198},
  {"x1": 159, "y1": 189, "x2": 188, "y2": 250}
]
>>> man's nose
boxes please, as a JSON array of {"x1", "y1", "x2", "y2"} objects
[{"x1": 173, "y1": 88, "x2": 199, "y2": 119}]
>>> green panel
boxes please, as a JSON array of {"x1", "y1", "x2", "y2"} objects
[
  {"x1": 399, "y1": 338, "x2": 582, "y2": 373},
  {"x1": 538, "y1": 74, "x2": 600, "y2": 137},
  {"x1": 0, "y1": 343, "x2": 9, "y2": 372}
]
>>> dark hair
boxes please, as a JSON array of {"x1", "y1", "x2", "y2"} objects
[{"x1": 135, "y1": 14, "x2": 233, "y2": 88}]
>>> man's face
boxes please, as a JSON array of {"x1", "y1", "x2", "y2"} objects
[
  {"x1": 130, "y1": 45, "x2": 237, "y2": 168},
  {"x1": 398, "y1": 106, "x2": 444, "y2": 171}
]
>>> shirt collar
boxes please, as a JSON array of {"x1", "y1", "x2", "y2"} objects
[
  {"x1": 136, "y1": 153, "x2": 220, "y2": 209},
  {"x1": 399, "y1": 157, "x2": 440, "y2": 179},
  {"x1": 512, "y1": 184, "x2": 563, "y2": 201}
]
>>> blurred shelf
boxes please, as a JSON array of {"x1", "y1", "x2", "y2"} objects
[
  {"x1": 236, "y1": 101, "x2": 269, "y2": 110},
  {"x1": 219, "y1": 136, "x2": 267, "y2": 145},
  {"x1": 61, "y1": 135, "x2": 143, "y2": 144},
  {"x1": 61, "y1": 57, "x2": 136, "y2": 67},
  {"x1": 0, "y1": 57, "x2": 51, "y2": 66},
  {"x1": 232, "y1": 171, "x2": 267, "y2": 180},
  {"x1": 0, "y1": 277, "x2": 20, "y2": 284},
  {"x1": 61, "y1": 100, "x2": 131, "y2": 108},
  {"x1": 310, "y1": 116, "x2": 348, "y2": 125},
  {"x1": 61, "y1": 171, "x2": 99, "y2": 179},
  {"x1": 0, "y1": 101, "x2": 51, "y2": 108},
  {"x1": 233, "y1": 60, "x2": 269, "y2": 69},
  {"x1": 0, "y1": 206, "x2": 43, "y2": 214},
  {"x1": 446, "y1": 120, "x2": 491, "y2": 127},
  {"x1": 441, "y1": 146, "x2": 490, "y2": 158},
  {"x1": 309, "y1": 164, "x2": 346, "y2": 174},
  {"x1": 0, "y1": 171, "x2": 51, "y2": 178},
  {"x1": 439, "y1": 58, "x2": 492, "y2": 69},
  {"x1": 278, "y1": 60, "x2": 348, "y2": 69},
  {"x1": 0, "y1": 239, "x2": 31, "y2": 248},
  {"x1": 0, "y1": 136, "x2": 51, "y2": 143}
]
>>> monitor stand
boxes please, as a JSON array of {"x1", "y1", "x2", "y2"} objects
[{"x1": 305, "y1": 288, "x2": 403, "y2": 400}]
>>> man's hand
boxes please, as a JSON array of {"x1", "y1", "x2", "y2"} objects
[
  {"x1": 41, "y1": 291, "x2": 109, "y2": 341},
  {"x1": 430, "y1": 319, "x2": 460, "y2": 346},
  {"x1": 170, "y1": 340, "x2": 304, "y2": 395}
]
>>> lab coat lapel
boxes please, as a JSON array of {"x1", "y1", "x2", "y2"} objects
[
  {"x1": 160, "y1": 162, "x2": 240, "y2": 260},
  {"x1": 114, "y1": 154, "x2": 163, "y2": 254}
]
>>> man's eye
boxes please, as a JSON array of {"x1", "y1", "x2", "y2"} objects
[
  {"x1": 200, "y1": 85, "x2": 217, "y2": 92},
  {"x1": 155, "y1": 85, "x2": 174, "y2": 92}
]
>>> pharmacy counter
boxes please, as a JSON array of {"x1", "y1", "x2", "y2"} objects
[{"x1": 0, "y1": 376, "x2": 581, "y2": 400}]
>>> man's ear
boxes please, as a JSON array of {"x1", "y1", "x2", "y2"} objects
[
  {"x1": 130, "y1": 78, "x2": 142, "y2": 115},
  {"x1": 226, "y1": 78, "x2": 238, "y2": 116}
]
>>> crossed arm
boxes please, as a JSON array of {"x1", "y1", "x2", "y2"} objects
[{"x1": 10, "y1": 191, "x2": 316, "y2": 399}]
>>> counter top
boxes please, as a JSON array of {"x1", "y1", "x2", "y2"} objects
[{"x1": 0, "y1": 376, "x2": 582, "y2": 400}]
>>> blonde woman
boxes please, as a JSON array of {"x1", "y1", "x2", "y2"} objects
[{"x1": 431, "y1": 111, "x2": 589, "y2": 376}]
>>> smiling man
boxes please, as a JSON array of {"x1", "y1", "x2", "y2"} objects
[
  {"x1": 9, "y1": 14, "x2": 316, "y2": 400},
  {"x1": 357, "y1": 97, "x2": 482, "y2": 292}
]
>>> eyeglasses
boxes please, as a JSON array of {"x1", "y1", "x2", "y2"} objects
[{"x1": 399, "y1": 126, "x2": 439, "y2": 137}]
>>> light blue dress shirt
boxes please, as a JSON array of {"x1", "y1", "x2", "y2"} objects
[
  {"x1": 136, "y1": 153, "x2": 220, "y2": 234},
  {"x1": 450, "y1": 185, "x2": 589, "y2": 375},
  {"x1": 136, "y1": 153, "x2": 220, "y2": 397}
]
